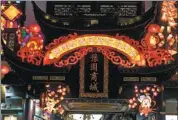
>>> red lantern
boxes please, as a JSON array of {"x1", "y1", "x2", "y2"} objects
[
  {"x1": 147, "y1": 24, "x2": 161, "y2": 33},
  {"x1": 28, "y1": 24, "x2": 41, "y2": 34},
  {"x1": 1, "y1": 65, "x2": 10, "y2": 75}
]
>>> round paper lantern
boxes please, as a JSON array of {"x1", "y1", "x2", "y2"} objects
[
  {"x1": 147, "y1": 24, "x2": 161, "y2": 33},
  {"x1": 28, "y1": 24, "x2": 41, "y2": 34},
  {"x1": 1, "y1": 65, "x2": 10, "y2": 75}
]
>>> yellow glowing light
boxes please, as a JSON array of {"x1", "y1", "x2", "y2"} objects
[
  {"x1": 51, "y1": 19, "x2": 57, "y2": 23},
  {"x1": 1, "y1": 16, "x2": 6, "y2": 30},
  {"x1": 1, "y1": 4, "x2": 5, "y2": 10},
  {"x1": 44, "y1": 35, "x2": 141, "y2": 65},
  {"x1": 45, "y1": 15, "x2": 50, "y2": 19},
  {"x1": 3, "y1": 5, "x2": 22, "y2": 21}
]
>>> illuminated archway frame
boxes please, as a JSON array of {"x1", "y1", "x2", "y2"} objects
[{"x1": 43, "y1": 34, "x2": 144, "y2": 68}]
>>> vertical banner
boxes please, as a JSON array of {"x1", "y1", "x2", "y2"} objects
[
  {"x1": 79, "y1": 53, "x2": 108, "y2": 98},
  {"x1": 2, "y1": 28, "x2": 19, "y2": 52}
]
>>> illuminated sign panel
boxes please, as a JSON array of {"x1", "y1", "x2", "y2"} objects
[{"x1": 44, "y1": 35, "x2": 141, "y2": 65}]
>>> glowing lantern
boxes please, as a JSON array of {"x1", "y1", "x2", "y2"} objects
[
  {"x1": 146, "y1": 87, "x2": 150, "y2": 91},
  {"x1": 151, "y1": 88, "x2": 155, "y2": 92},
  {"x1": 60, "y1": 96, "x2": 64, "y2": 100},
  {"x1": 63, "y1": 88, "x2": 66, "y2": 92},
  {"x1": 153, "y1": 92, "x2": 158, "y2": 96},
  {"x1": 147, "y1": 24, "x2": 161, "y2": 33},
  {"x1": 3, "y1": 5, "x2": 22, "y2": 21},
  {"x1": 62, "y1": 92, "x2": 66, "y2": 96},
  {"x1": 46, "y1": 84, "x2": 50, "y2": 88},
  {"x1": 145, "y1": 33, "x2": 159, "y2": 48},
  {"x1": 129, "y1": 99, "x2": 133, "y2": 104},
  {"x1": 28, "y1": 24, "x2": 41, "y2": 35},
  {"x1": 1, "y1": 16, "x2": 6, "y2": 30},
  {"x1": 1, "y1": 65, "x2": 10, "y2": 75},
  {"x1": 1, "y1": 4, "x2": 5, "y2": 10}
]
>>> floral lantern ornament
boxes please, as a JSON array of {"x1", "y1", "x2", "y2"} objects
[
  {"x1": 16, "y1": 24, "x2": 44, "y2": 49},
  {"x1": 144, "y1": 24, "x2": 161, "y2": 49},
  {"x1": 40, "y1": 84, "x2": 69, "y2": 119},
  {"x1": 128, "y1": 85, "x2": 161, "y2": 117},
  {"x1": 17, "y1": 24, "x2": 45, "y2": 65}
]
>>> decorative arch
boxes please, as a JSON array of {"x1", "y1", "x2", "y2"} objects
[{"x1": 43, "y1": 34, "x2": 144, "y2": 67}]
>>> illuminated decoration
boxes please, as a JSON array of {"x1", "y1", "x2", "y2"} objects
[
  {"x1": 2, "y1": 5, "x2": 22, "y2": 21},
  {"x1": 28, "y1": 24, "x2": 41, "y2": 35},
  {"x1": 97, "y1": 47, "x2": 136, "y2": 68},
  {"x1": 41, "y1": 84, "x2": 69, "y2": 118},
  {"x1": 128, "y1": 85, "x2": 161, "y2": 117},
  {"x1": 144, "y1": 24, "x2": 161, "y2": 49},
  {"x1": 44, "y1": 34, "x2": 143, "y2": 67},
  {"x1": 1, "y1": 16, "x2": 6, "y2": 30},
  {"x1": 42, "y1": 33, "x2": 174, "y2": 68},
  {"x1": 17, "y1": 24, "x2": 44, "y2": 65},
  {"x1": 161, "y1": 1, "x2": 177, "y2": 28},
  {"x1": 160, "y1": 1, "x2": 177, "y2": 54},
  {"x1": 17, "y1": 30, "x2": 175, "y2": 68},
  {"x1": 1, "y1": 64, "x2": 10, "y2": 79},
  {"x1": 44, "y1": 15, "x2": 50, "y2": 19},
  {"x1": 1, "y1": 4, "x2": 6, "y2": 10},
  {"x1": 6, "y1": 21, "x2": 18, "y2": 28},
  {"x1": 54, "y1": 47, "x2": 93, "y2": 67},
  {"x1": 147, "y1": 24, "x2": 161, "y2": 33},
  {"x1": 142, "y1": 1, "x2": 177, "y2": 55}
]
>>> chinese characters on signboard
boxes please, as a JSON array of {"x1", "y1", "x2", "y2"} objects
[
  {"x1": 2, "y1": 29, "x2": 19, "y2": 52},
  {"x1": 80, "y1": 53, "x2": 108, "y2": 98},
  {"x1": 89, "y1": 53, "x2": 99, "y2": 92}
]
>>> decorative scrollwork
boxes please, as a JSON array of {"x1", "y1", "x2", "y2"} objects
[
  {"x1": 45, "y1": 33, "x2": 78, "y2": 50},
  {"x1": 17, "y1": 31, "x2": 175, "y2": 68},
  {"x1": 54, "y1": 47, "x2": 93, "y2": 67},
  {"x1": 17, "y1": 48, "x2": 45, "y2": 66},
  {"x1": 144, "y1": 49, "x2": 174, "y2": 67},
  {"x1": 97, "y1": 47, "x2": 135, "y2": 68}
]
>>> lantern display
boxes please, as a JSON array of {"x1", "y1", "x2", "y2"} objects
[
  {"x1": 17, "y1": 24, "x2": 45, "y2": 66},
  {"x1": 128, "y1": 85, "x2": 161, "y2": 117},
  {"x1": 28, "y1": 24, "x2": 41, "y2": 35},
  {"x1": 2, "y1": 5, "x2": 22, "y2": 21},
  {"x1": 1, "y1": 64, "x2": 10, "y2": 75},
  {"x1": 41, "y1": 84, "x2": 69, "y2": 118},
  {"x1": 147, "y1": 24, "x2": 161, "y2": 33}
]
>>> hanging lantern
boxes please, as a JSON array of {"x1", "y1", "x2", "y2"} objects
[
  {"x1": 1, "y1": 65, "x2": 10, "y2": 75},
  {"x1": 147, "y1": 24, "x2": 161, "y2": 33},
  {"x1": 28, "y1": 24, "x2": 41, "y2": 35}
]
